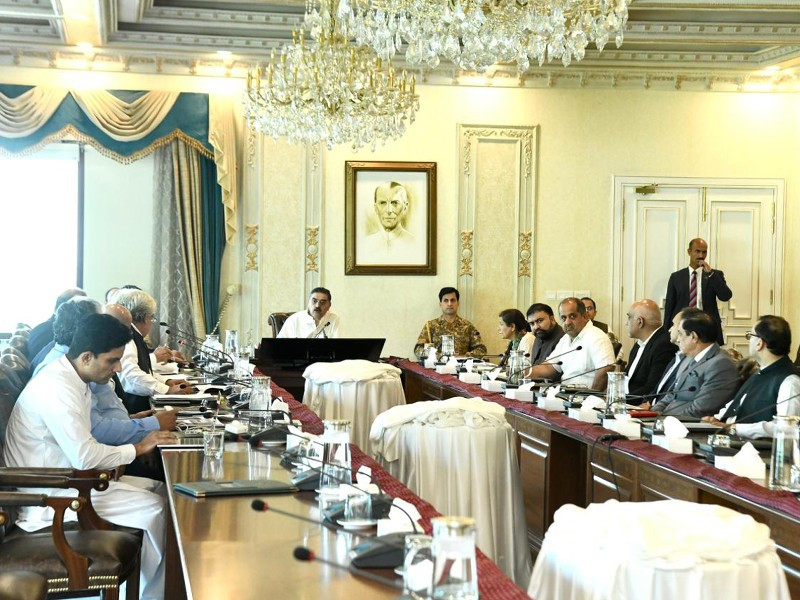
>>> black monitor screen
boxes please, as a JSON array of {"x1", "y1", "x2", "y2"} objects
[{"x1": 254, "y1": 338, "x2": 386, "y2": 368}]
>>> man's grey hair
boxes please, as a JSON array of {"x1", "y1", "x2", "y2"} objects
[{"x1": 114, "y1": 289, "x2": 157, "y2": 324}]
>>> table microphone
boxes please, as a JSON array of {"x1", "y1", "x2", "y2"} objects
[
  {"x1": 250, "y1": 499, "x2": 408, "y2": 569},
  {"x1": 292, "y1": 546, "x2": 404, "y2": 589}
]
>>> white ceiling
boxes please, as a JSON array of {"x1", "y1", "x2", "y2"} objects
[{"x1": 0, "y1": 0, "x2": 799, "y2": 90}]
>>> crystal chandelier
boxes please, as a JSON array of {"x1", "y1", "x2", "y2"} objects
[
  {"x1": 244, "y1": 1, "x2": 419, "y2": 151},
  {"x1": 334, "y1": 0, "x2": 631, "y2": 70}
]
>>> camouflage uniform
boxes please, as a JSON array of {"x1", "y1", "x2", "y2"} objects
[{"x1": 414, "y1": 316, "x2": 487, "y2": 358}]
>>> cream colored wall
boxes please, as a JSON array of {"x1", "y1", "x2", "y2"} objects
[
  {"x1": 322, "y1": 86, "x2": 800, "y2": 357},
  {"x1": 2, "y1": 66, "x2": 797, "y2": 358}
]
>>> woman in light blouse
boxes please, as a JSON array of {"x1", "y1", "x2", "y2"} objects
[{"x1": 497, "y1": 308, "x2": 535, "y2": 367}]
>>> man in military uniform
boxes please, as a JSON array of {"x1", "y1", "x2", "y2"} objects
[{"x1": 414, "y1": 287, "x2": 486, "y2": 358}]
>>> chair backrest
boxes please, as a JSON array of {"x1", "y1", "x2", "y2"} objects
[
  {"x1": 0, "y1": 366, "x2": 24, "y2": 400},
  {"x1": 7, "y1": 335, "x2": 28, "y2": 357},
  {"x1": 0, "y1": 354, "x2": 31, "y2": 385},
  {"x1": 268, "y1": 312, "x2": 293, "y2": 338}
]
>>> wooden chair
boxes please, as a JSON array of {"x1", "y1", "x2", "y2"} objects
[
  {"x1": 0, "y1": 570, "x2": 47, "y2": 600},
  {"x1": 268, "y1": 312, "x2": 293, "y2": 338}
]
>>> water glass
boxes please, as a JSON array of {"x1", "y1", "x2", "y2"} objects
[
  {"x1": 344, "y1": 492, "x2": 372, "y2": 522},
  {"x1": 769, "y1": 415, "x2": 800, "y2": 491},
  {"x1": 606, "y1": 371, "x2": 627, "y2": 415},
  {"x1": 224, "y1": 329, "x2": 238, "y2": 358},
  {"x1": 249, "y1": 376, "x2": 272, "y2": 410},
  {"x1": 246, "y1": 410, "x2": 273, "y2": 434},
  {"x1": 201, "y1": 456, "x2": 224, "y2": 481},
  {"x1": 403, "y1": 534, "x2": 433, "y2": 597},
  {"x1": 431, "y1": 516, "x2": 478, "y2": 599},
  {"x1": 203, "y1": 430, "x2": 224, "y2": 459},
  {"x1": 321, "y1": 420, "x2": 351, "y2": 491},
  {"x1": 440, "y1": 335, "x2": 455, "y2": 357}
]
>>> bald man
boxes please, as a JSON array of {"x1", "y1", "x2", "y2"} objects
[{"x1": 624, "y1": 299, "x2": 679, "y2": 396}]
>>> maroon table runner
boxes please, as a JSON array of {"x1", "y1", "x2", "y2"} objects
[
  {"x1": 390, "y1": 358, "x2": 800, "y2": 521},
  {"x1": 271, "y1": 378, "x2": 531, "y2": 599}
]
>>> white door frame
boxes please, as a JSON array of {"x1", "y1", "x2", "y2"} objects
[{"x1": 611, "y1": 176, "x2": 785, "y2": 340}]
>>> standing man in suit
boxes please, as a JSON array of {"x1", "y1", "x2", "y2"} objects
[
  {"x1": 651, "y1": 309, "x2": 740, "y2": 418},
  {"x1": 664, "y1": 238, "x2": 732, "y2": 345},
  {"x1": 624, "y1": 299, "x2": 678, "y2": 396}
]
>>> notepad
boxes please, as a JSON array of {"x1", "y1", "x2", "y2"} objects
[{"x1": 173, "y1": 479, "x2": 298, "y2": 498}]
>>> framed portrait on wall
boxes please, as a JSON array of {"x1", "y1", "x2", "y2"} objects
[{"x1": 345, "y1": 160, "x2": 437, "y2": 275}]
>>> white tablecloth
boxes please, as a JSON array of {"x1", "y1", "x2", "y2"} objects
[
  {"x1": 373, "y1": 417, "x2": 532, "y2": 587},
  {"x1": 529, "y1": 499, "x2": 790, "y2": 600},
  {"x1": 303, "y1": 364, "x2": 405, "y2": 452}
]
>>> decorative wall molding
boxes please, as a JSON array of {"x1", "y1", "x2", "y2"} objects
[
  {"x1": 459, "y1": 230, "x2": 474, "y2": 277},
  {"x1": 518, "y1": 232, "x2": 532, "y2": 278},
  {"x1": 244, "y1": 224, "x2": 259, "y2": 271},
  {"x1": 305, "y1": 226, "x2": 319, "y2": 273},
  {"x1": 458, "y1": 124, "x2": 537, "y2": 321}
]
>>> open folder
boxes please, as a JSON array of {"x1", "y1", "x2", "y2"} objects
[{"x1": 173, "y1": 479, "x2": 298, "y2": 498}]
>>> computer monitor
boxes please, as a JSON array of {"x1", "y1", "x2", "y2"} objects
[{"x1": 253, "y1": 338, "x2": 386, "y2": 369}]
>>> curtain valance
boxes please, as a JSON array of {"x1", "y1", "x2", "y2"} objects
[{"x1": 0, "y1": 84, "x2": 237, "y2": 242}]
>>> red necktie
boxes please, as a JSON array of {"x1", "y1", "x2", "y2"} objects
[{"x1": 688, "y1": 270, "x2": 697, "y2": 307}]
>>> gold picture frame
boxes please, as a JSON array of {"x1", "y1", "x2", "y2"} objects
[{"x1": 345, "y1": 160, "x2": 437, "y2": 275}]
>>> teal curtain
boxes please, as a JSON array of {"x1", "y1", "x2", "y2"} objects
[
  {"x1": 200, "y1": 156, "x2": 225, "y2": 334},
  {"x1": 0, "y1": 85, "x2": 212, "y2": 157}
]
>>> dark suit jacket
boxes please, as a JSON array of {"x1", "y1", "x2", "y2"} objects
[
  {"x1": 25, "y1": 316, "x2": 54, "y2": 361},
  {"x1": 625, "y1": 327, "x2": 678, "y2": 396},
  {"x1": 664, "y1": 267, "x2": 732, "y2": 345},
  {"x1": 592, "y1": 320, "x2": 609, "y2": 334},
  {"x1": 651, "y1": 343, "x2": 740, "y2": 418}
]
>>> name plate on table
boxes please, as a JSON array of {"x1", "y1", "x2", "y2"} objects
[
  {"x1": 481, "y1": 379, "x2": 505, "y2": 393},
  {"x1": 504, "y1": 388, "x2": 534, "y2": 402},
  {"x1": 537, "y1": 396, "x2": 565, "y2": 411},
  {"x1": 651, "y1": 435, "x2": 693, "y2": 454},
  {"x1": 601, "y1": 418, "x2": 641, "y2": 440},
  {"x1": 459, "y1": 372, "x2": 482, "y2": 384},
  {"x1": 435, "y1": 364, "x2": 458, "y2": 375},
  {"x1": 567, "y1": 407, "x2": 601, "y2": 424}
]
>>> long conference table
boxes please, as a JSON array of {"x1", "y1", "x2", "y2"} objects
[
  {"x1": 161, "y1": 379, "x2": 529, "y2": 600},
  {"x1": 393, "y1": 358, "x2": 800, "y2": 599}
]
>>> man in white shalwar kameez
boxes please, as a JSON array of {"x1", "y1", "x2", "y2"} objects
[{"x1": 4, "y1": 313, "x2": 177, "y2": 600}]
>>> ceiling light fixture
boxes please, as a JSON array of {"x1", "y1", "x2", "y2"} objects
[
  {"x1": 244, "y1": 0, "x2": 419, "y2": 150},
  {"x1": 332, "y1": 0, "x2": 631, "y2": 70}
]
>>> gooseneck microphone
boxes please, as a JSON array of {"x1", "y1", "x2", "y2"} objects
[
  {"x1": 161, "y1": 321, "x2": 235, "y2": 364},
  {"x1": 292, "y1": 546, "x2": 403, "y2": 589}
]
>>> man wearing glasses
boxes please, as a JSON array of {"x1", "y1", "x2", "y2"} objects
[
  {"x1": 651, "y1": 308, "x2": 740, "y2": 418},
  {"x1": 702, "y1": 316, "x2": 800, "y2": 436},
  {"x1": 278, "y1": 287, "x2": 341, "y2": 338}
]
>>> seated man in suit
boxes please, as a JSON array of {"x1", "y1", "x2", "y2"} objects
[
  {"x1": 664, "y1": 238, "x2": 732, "y2": 345},
  {"x1": 4, "y1": 314, "x2": 177, "y2": 600},
  {"x1": 115, "y1": 289, "x2": 193, "y2": 413},
  {"x1": 651, "y1": 308, "x2": 740, "y2": 418},
  {"x1": 581, "y1": 296, "x2": 608, "y2": 333},
  {"x1": 526, "y1": 303, "x2": 565, "y2": 366},
  {"x1": 624, "y1": 299, "x2": 678, "y2": 396},
  {"x1": 28, "y1": 288, "x2": 87, "y2": 366},
  {"x1": 278, "y1": 287, "x2": 341, "y2": 338},
  {"x1": 527, "y1": 297, "x2": 615, "y2": 390},
  {"x1": 703, "y1": 315, "x2": 800, "y2": 437}
]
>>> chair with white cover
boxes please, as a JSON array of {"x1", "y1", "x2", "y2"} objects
[
  {"x1": 369, "y1": 398, "x2": 532, "y2": 587},
  {"x1": 528, "y1": 499, "x2": 790, "y2": 600},
  {"x1": 302, "y1": 359, "x2": 405, "y2": 452}
]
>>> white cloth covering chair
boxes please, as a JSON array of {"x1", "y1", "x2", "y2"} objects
[
  {"x1": 528, "y1": 499, "x2": 790, "y2": 600},
  {"x1": 369, "y1": 398, "x2": 532, "y2": 587},
  {"x1": 302, "y1": 360, "x2": 405, "y2": 452}
]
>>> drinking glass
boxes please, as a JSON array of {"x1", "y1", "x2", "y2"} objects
[
  {"x1": 440, "y1": 335, "x2": 455, "y2": 357},
  {"x1": 403, "y1": 534, "x2": 433, "y2": 597},
  {"x1": 769, "y1": 415, "x2": 800, "y2": 491},
  {"x1": 431, "y1": 516, "x2": 477, "y2": 599},
  {"x1": 203, "y1": 430, "x2": 224, "y2": 459},
  {"x1": 321, "y1": 420, "x2": 351, "y2": 491}
]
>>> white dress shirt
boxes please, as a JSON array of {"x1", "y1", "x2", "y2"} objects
[
  {"x1": 277, "y1": 310, "x2": 341, "y2": 338},
  {"x1": 547, "y1": 322, "x2": 615, "y2": 388},
  {"x1": 118, "y1": 325, "x2": 169, "y2": 396},
  {"x1": 4, "y1": 355, "x2": 137, "y2": 528}
]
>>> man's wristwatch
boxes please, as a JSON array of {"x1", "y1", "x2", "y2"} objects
[{"x1": 729, "y1": 424, "x2": 737, "y2": 436}]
